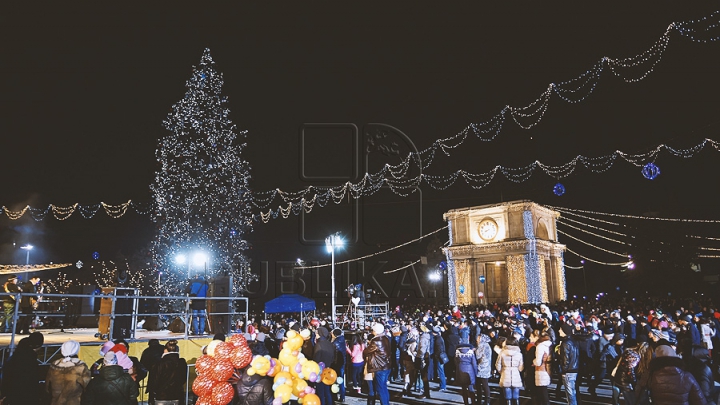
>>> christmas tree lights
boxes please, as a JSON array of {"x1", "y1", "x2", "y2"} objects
[{"x1": 150, "y1": 49, "x2": 256, "y2": 298}]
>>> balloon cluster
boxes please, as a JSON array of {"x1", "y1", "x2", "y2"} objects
[
  {"x1": 256, "y1": 329, "x2": 341, "y2": 405},
  {"x1": 192, "y1": 329, "x2": 342, "y2": 405},
  {"x1": 192, "y1": 336, "x2": 253, "y2": 405}
]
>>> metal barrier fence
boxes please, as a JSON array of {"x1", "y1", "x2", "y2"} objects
[{"x1": 0, "y1": 291, "x2": 249, "y2": 355}]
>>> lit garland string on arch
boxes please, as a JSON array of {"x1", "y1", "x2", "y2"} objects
[
  {"x1": 0, "y1": 200, "x2": 151, "y2": 221},
  {"x1": 253, "y1": 137, "x2": 720, "y2": 223},
  {"x1": 549, "y1": 205, "x2": 720, "y2": 266},
  {"x1": 0, "y1": 263, "x2": 72, "y2": 274},
  {"x1": 249, "y1": 10, "x2": 720, "y2": 211}
]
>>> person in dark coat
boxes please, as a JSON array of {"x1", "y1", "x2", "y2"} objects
[
  {"x1": 185, "y1": 275, "x2": 209, "y2": 335},
  {"x1": 1, "y1": 332, "x2": 44, "y2": 405},
  {"x1": 445, "y1": 325, "x2": 460, "y2": 384},
  {"x1": 140, "y1": 339, "x2": 165, "y2": 374},
  {"x1": 252, "y1": 333, "x2": 270, "y2": 356},
  {"x1": 81, "y1": 351, "x2": 139, "y2": 405},
  {"x1": 455, "y1": 343, "x2": 477, "y2": 405},
  {"x1": 331, "y1": 328, "x2": 347, "y2": 402},
  {"x1": 147, "y1": 340, "x2": 188, "y2": 404},
  {"x1": 18, "y1": 276, "x2": 41, "y2": 335},
  {"x1": 432, "y1": 327, "x2": 448, "y2": 392},
  {"x1": 234, "y1": 367, "x2": 274, "y2": 405},
  {"x1": 683, "y1": 345, "x2": 718, "y2": 405},
  {"x1": 313, "y1": 327, "x2": 337, "y2": 405},
  {"x1": 635, "y1": 345, "x2": 708, "y2": 405}
]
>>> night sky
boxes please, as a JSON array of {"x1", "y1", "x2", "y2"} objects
[{"x1": 1, "y1": 3, "x2": 720, "y2": 301}]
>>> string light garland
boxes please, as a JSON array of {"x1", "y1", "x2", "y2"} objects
[
  {"x1": 557, "y1": 229, "x2": 628, "y2": 258},
  {"x1": 557, "y1": 220, "x2": 627, "y2": 245},
  {"x1": 0, "y1": 263, "x2": 72, "y2": 274},
  {"x1": 254, "y1": 137, "x2": 720, "y2": 222},
  {"x1": 558, "y1": 216, "x2": 626, "y2": 236},
  {"x1": 549, "y1": 205, "x2": 720, "y2": 223},
  {"x1": 249, "y1": 10, "x2": 720, "y2": 210},
  {"x1": 296, "y1": 226, "x2": 448, "y2": 270},
  {"x1": 564, "y1": 247, "x2": 631, "y2": 266},
  {"x1": 383, "y1": 260, "x2": 422, "y2": 275}
]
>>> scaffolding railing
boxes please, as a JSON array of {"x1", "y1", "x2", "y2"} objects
[
  {"x1": 334, "y1": 302, "x2": 390, "y2": 329},
  {"x1": 0, "y1": 291, "x2": 249, "y2": 355}
]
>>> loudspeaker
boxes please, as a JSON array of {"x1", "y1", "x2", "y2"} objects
[
  {"x1": 168, "y1": 317, "x2": 185, "y2": 333},
  {"x1": 142, "y1": 316, "x2": 162, "y2": 331},
  {"x1": 70, "y1": 285, "x2": 99, "y2": 328},
  {"x1": 207, "y1": 276, "x2": 233, "y2": 335},
  {"x1": 113, "y1": 288, "x2": 138, "y2": 340}
]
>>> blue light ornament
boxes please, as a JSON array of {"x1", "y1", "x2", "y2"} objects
[
  {"x1": 641, "y1": 162, "x2": 660, "y2": 180},
  {"x1": 553, "y1": 182, "x2": 565, "y2": 196},
  {"x1": 459, "y1": 285, "x2": 465, "y2": 294}
]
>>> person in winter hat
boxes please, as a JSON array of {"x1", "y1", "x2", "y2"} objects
[
  {"x1": 81, "y1": 351, "x2": 139, "y2": 405},
  {"x1": 635, "y1": 345, "x2": 708, "y2": 405},
  {"x1": 455, "y1": 343, "x2": 478, "y2": 405},
  {"x1": 45, "y1": 340, "x2": 91, "y2": 405}
]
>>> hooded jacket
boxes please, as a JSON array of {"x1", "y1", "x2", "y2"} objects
[
  {"x1": 234, "y1": 368, "x2": 274, "y2": 405},
  {"x1": 496, "y1": 345, "x2": 524, "y2": 388},
  {"x1": 455, "y1": 345, "x2": 477, "y2": 386},
  {"x1": 46, "y1": 357, "x2": 91, "y2": 405},
  {"x1": 533, "y1": 338, "x2": 553, "y2": 387},
  {"x1": 475, "y1": 335, "x2": 493, "y2": 379},
  {"x1": 81, "y1": 365, "x2": 139, "y2": 405},
  {"x1": 636, "y1": 356, "x2": 708, "y2": 405}
]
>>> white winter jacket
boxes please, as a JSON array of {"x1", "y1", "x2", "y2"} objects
[
  {"x1": 496, "y1": 345, "x2": 524, "y2": 388},
  {"x1": 533, "y1": 339, "x2": 552, "y2": 387}
]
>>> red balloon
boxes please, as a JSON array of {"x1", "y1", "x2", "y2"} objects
[
  {"x1": 196, "y1": 396, "x2": 213, "y2": 405},
  {"x1": 195, "y1": 355, "x2": 216, "y2": 375},
  {"x1": 230, "y1": 345, "x2": 253, "y2": 369},
  {"x1": 192, "y1": 376, "x2": 216, "y2": 397},
  {"x1": 228, "y1": 333, "x2": 248, "y2": 347},
  {"x1": 214, "y1": 342, "x2": 234, "y2": 361},
  {"x1": 210, "y1": 359, "x2": 234, "y2": 382},
  {"x1": 211, "y1": 382, "x2": 235, "y2": 405}
]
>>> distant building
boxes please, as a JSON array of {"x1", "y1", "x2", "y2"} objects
[{"x1": 443, "y1": 200, "x2": 566, "y2": 305}]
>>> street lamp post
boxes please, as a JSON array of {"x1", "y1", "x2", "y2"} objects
[
  {"x1": 325, "y1": 233, "x2": 344, "y2": 327},
  {"x1": 20, "y1": 244, "x2": 33, "y2": 266}
]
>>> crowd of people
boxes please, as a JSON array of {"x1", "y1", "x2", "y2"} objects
[{"x1": 1, "y1": 296, "x2": 720, "y2": 405}]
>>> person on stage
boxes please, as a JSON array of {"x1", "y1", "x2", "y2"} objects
[
  {"x1": 18, "y1": 276, "x2": 41, "y2": 335},
  {"x1": 185, "y1": 275, "x2": 209, "y2": 335},
  {"x1": 2, "y1": 275, "x2": 20, "y2": 333}
]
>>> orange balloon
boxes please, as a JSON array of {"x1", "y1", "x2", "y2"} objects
[
  {"x1": 321, "y1": 367, "x2": 337, "y2": 385},
  {"x1": 303, "y1": 393, "x2": 321, "y2": 405},
  {"x1": 214, "y1": 342, "x2": 235, "y2": 361}
]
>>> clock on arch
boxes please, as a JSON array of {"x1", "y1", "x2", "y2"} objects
[{"x1": 477, "y1": 218, "x2": 498, "y2": 241}]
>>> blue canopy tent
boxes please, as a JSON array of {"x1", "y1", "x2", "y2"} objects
[{"x1": 264, "y1": 294, "x2": 316, "y2": 322}]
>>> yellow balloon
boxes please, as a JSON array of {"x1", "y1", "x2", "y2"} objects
[
  {"x1": 286, "y1": 335, "x2": 303, "y2": 351},
  {"x1": 251, "y1": 356, "x2": 271, "y2": 376},
  {"x1": 293, "y1": 379, "x2": 309, "y2": 396},
  {"x1": 279, "y1": 348, "x2": 299, "y2": 368},
  {"x1": 301, "y1": 360, "x2": 320, "y2": 379},
  {"x1": 274, "y1": 384, "x2": 293, "y2": 403},
  {"x1": 274, "y1": 371, "x2": 293, "y2": 384},
  {"x1": 286, "y1": 330, "x2": 298, "y2": 339}
]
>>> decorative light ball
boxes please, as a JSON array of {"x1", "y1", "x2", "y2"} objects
[
  {"x1": 214, "y1": 342, "x2": 234, "y2": 361},
  {"x1": 230, "y1": 345, "x2": 253, "y2": 369},
  {"x1": 553, "y1": 182, "x2": 565, "y2": 196},
  {"x1": 459, "y1": 285, "x2": 465, "y2": 294},
  {"x1": 195, "y1": 355, "x2": 217, "y2": 375},
  {"x1": 642, "y1": 162, "x2": 660, "y2": 180},
  {"x1": 228, "y1": 333, "x2": 248, "y2": 347},
  {"x1": 192, "y1": 376, "x2": 216, "y2": 397},
  {"x1": 211, "y1": 382, "x2": 235, "y2": 405},
  {"x1": 210, "y1": 359, "x2": 234, "y2": 382}
]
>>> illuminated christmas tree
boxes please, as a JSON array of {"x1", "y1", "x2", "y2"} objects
[{"x1": 151, "y1": 49, "x2": 255, "y2": 298}]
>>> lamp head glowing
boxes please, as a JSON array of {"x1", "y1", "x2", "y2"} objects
[
  {"x1": 21, "y1": 244, "x2": 33, "y2": 251},
  {"x1": 325, "y1": 233, "x2": 344, "y2": 253},
  {"x1": 193, "y1": 252, "x2": 209, "y2": 267}
]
